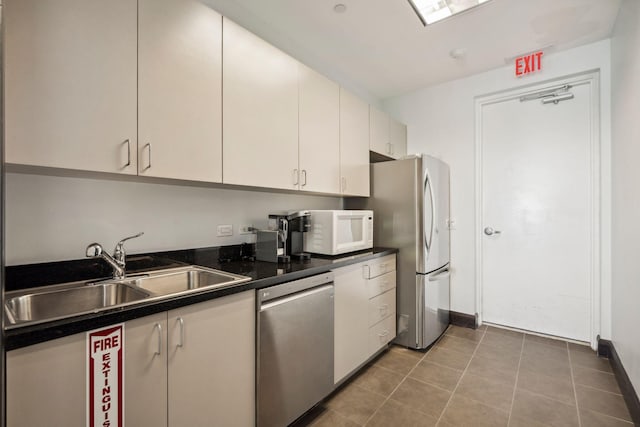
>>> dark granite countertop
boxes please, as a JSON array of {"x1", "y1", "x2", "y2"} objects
[{"x1": 4, "y1": 246, "x2": 398, "y2": 351}]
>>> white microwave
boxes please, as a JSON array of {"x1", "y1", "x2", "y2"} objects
[{"x1": 303, "y1": 210, "x2": 373, "y2": 255}]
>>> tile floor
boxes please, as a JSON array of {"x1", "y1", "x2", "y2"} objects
[{"x1": 294, "y1": 325, "x2": 635, "y2": 427}]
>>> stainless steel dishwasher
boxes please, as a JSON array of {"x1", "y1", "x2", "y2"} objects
[{"x1": 256, "y1": 272, "x2": 334, "y2": 427}]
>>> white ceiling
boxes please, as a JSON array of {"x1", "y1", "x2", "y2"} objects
[{"x1": 204, "y1": 0, "x2": 621, "y2": 101}]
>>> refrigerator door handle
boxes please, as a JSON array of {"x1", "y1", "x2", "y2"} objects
[
  {"x1": 424, "y1": 171, "x2": 436, "y2": 252},
  {"x1": 428, "y1": 269, "x2": 450, "y2": 281}
]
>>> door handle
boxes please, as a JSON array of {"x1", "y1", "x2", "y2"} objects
[
  {"x1": 428, "y1": 269, "x2": 451, "y2": 281},
  {"x1": 484, "y1": 227, "x2": 502, "y2": 236},
  {"x1": 154, "y1": 323, "x2": 162, "y2": 356},
  {"x1": 143, "y1": 143, "x2": 152, "y2": 171},
  {"x1": 123, "y1": 139, "x2": 131, "y2": 168},
  {"x1": 176, "y1": 317, "x2": 184, "y2": 348}
]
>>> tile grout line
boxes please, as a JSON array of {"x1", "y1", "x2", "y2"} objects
[
  {"x1": 506, "y1": 333, "x2": 526, "y2": 426},
  {"x1": 568, "y1": 341, "x2": 583, "y2": 427},
  {"x1": 572, "y1": 382, "x2": 624, "y2": 396},
  {"x1": 434, "y1": 327, "x2": 489, "y2": 426},
  {"x1": 360, "y1": 325, "x2": 481, "y2": 426},
  {"x1": 361, "y1": 343, "x2": 431, "y2": 426}
]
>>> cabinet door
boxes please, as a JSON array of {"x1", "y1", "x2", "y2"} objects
[
  {"x1": 7, "y1": 332, "x2": 86, "y2": 426},
  {"x1": 339, "y1": 89, "x2": 370, "y2": 197},
  {"x1": 138, "y1": 0, "x2": 222, "y2": 182},
  {"x1": 299, "y1": 64, "x2": 341, "y2": 194},
  {"x1": 389, "y1": 117, "x2": 407, "y2": 159},
  {"x1": 223, "y1": 18, "x2": 299, "y2": 190},
  {"x1": 125, "y1": 313, "x2": 168, "y2": 427},
  {"x1": 168, "y1": 291, "x2": 255, "y2": 427},
  {"x1": 5, "y1": 0, "x2": 137, "y2": 174},
  {"x1": 369, "y1": 106, "x2": 390, "y2": 157},
  {"x1": 333, "y1": 263, "x2": 370, "y2": 384}
]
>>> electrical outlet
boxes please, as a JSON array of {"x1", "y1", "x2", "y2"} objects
[
  {"x1": 239, "y1": 224, "x2": 254, "y2": 235},
  {"x1": 217, "y1": 224, "x2": 233, "y2": 237}
]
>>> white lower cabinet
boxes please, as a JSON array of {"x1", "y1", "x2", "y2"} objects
[
  {"x1": 125, "y1": 312, "x2": 169, "y2": 427},
  {"x1": 167, "y1": 291, "x2": 255, "y2": 427},
  {"x1": 333, "y1": 254, "x2": 397, "y2": 384},
  {"x1": 7, "y1": 330, "x2": 87, "y2": 426},
  {"x1": 6, "y1": 291, "x2": 255, "y2": 427}
]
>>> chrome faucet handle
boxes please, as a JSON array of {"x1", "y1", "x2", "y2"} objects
[
  {"x1": 86, "y1": 242, "x2": 126, "y2": 279},
  {"x1": 113, "y1": 232, "x2": 144, "y2": 263},
  {"x1": 86, "y1": 242, "x2": 104, "y2": 258}
]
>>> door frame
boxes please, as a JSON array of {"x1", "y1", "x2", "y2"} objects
[{"x1": 474, "y1": 71, "x2": 601, "y2": 347}]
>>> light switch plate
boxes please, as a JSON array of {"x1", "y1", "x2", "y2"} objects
[{"x1": 217, "y1": 224, "x2": 233, "y2": 237}]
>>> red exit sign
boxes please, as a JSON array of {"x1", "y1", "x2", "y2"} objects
[{"x1": 515, "y1": 51, "x2": 543, "y2": 77}]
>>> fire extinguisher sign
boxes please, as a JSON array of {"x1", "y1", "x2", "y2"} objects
[{"x1": 87, "y1": 324, "x2": 124, "y2": 427}]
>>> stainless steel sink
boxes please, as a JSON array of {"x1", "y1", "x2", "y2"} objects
[
  {"x1": 5, "y1": 282, "x2": 151, "y2": 325},
  {"x1": 121, "y1": 266, "x2": 251, "y2": 297},
  {"x1": 4, "y1": 266, "x2": 251, "y2": 328}
]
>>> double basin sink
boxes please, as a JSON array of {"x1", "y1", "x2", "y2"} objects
[{"x1": 5, "y1": 266, "x2": 251, "y2": 328}]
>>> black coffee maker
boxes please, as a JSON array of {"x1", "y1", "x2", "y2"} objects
[
  {"x1": 286, "y1": 210, "x2": 311, "y2": 260},
  {"x1": 257, "y1": 210, "x2": 311, "y2": 263}
]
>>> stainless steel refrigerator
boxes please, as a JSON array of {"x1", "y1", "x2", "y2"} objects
[{"x1": 347, "y1": 154, "x2": 450, "y2": 349}]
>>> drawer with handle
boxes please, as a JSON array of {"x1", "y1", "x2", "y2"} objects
[
  {"x1": 368, "y1": 314, "x2": 396, "y2": 354},
  {"x1": 362, "y1": 255, "x2": 396, "y2": 279},
  {"x1": 366, "y1": 271, "x2": 396, "y2": 299},
  {"x1": 368, "y1": 288, "x2": 396, "y2": 327}
]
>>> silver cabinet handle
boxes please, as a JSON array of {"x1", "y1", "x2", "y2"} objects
[
  {"x1": 301, "y1": 170, "x2": 307, "y2": 187},
  {"x1": 123, "y1": 139, "x2": 131, "y2": 168},
  {"x1": 177, "y1": 317, "x2": 184, "y2": 348},
  {"x1": 293, "y1": 169, "x2": 299, "y2": 186},
  {"x1": 378, "y1": 330, "x2": 389, "y2": 338},
  {"x1": 362, "y1": 265, "x2": 371, "y2": 279},
  {"x1": 143, "y1": 143, "x2": 152, "y2": 171},
  {"x1": 154, "y1": 323, "x2": 162, "y2": 356},
  {"x1": 484, "y1": 227, "x2": 501, "y2": 236},
  {"x1": 379, "y1": 304, "x2": 389, "y2": 315}
]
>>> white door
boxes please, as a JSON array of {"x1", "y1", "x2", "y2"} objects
[{"x1": 480, "y1": 80, "x2": 596, "y2": 342}]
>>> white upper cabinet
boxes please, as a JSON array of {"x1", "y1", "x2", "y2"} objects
[
  {"x1": 138, "y1": 0, "x2": 222, "y2": 182},
  {"x1": 340, "y1": 89, "x2": 370, "y2": 197},
  {"x1": 223, "y1": 18, "x2": 299, "y2": 190},
  {"x1": 369, "y1": 106, "x2": 407, "y2": 159},
  {"x1": 298, "y1": 64, "x2": 341, "y2": 194},
  {"x1": 369, "y1": 106, "x2": 390, "y2": 157},
  {"x1": 389, "y1": 116, "x2": 408, "y2": 159},
  {"x1": 5, "y1": 0, "x2": 138, "y2": 174}
]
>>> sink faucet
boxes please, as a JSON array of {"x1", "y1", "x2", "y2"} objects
[{"x1": 86, "y1": 232, "x2": 144, "y2": 279}]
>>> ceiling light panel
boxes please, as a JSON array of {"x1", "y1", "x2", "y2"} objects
[{"x1": 408, "y1": 0, "x2": 492, "y2": 26}]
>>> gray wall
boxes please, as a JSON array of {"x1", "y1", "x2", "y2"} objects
[
  {"x1": 611, "y1": 0, "x2": 640, "y2": 397},
  {"x1": 5, "y1": 172, "x2": 342, "y2": 265}
]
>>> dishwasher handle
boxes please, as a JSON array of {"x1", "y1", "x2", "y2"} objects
[
  {"x1": 260, "y1": 284, "x2": 334, "y2": 311},
  {"x1": 258, "y1": 272, "x2": 334, "y2": 304}
]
